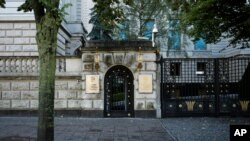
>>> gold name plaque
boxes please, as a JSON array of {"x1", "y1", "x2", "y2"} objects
[
  {"x1": 86, "y1": 75, "x2": 99, "y2": 94},
  {"x1": 139, "y1": 74, "x2": 153, "y2": 93}
]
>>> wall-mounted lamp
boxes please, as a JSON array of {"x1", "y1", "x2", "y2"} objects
[
  {"x1": 152, "y1": 21, "x2": 158, "y2": 47},
  {"x1": 94, "y1": 47, "x2": 100, "y2": 71},
  {"x1": 137, "y1": 47, "x2": 143, "y2": 71}
]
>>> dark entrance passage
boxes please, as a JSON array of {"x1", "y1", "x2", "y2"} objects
[{"x1": 104, "y1": 65, "x2": 134, "y2": 117}]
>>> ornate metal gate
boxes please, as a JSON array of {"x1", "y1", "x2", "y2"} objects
[
  {"x1": 161, "y1": 58, "x2": 250, "y2": 117},
  {"x1": 104, "y1": 65, "x2": 134, "y2": 117}
]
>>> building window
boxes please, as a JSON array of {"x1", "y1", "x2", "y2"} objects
[
  {"x1": 170, "y1": 62, "x2": 181, "y2": 76},
  {"x1": 196, "y1": 62, "x2": 206, "y2": 75},
  {"x1": 194, "y1": 38, "x2": 206, "y2": 50}
]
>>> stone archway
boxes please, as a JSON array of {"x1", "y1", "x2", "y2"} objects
[{"x1": 104, "y1": 65, "x2": 134, "y2": 117}]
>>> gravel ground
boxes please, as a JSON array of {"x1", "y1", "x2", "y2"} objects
[{"x1": 160, "y1": 117, "x2": 250, "y2": 141}]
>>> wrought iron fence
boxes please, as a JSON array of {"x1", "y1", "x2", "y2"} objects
[{"x1": 160, "y1": 57, "x2": 250, "y2": 117}]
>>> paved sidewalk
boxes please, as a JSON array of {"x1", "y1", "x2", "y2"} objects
[
  {"x1": 161, "y1": 117, "x2": 250, "y2": 141},
  {"x1": 0, "y1": 117, "x2": 175, "y2": 141},
  {"x1": 0, "y1": 117, "x2": 250, "y2": 141}
]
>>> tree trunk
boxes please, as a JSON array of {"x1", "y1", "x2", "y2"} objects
[{"x1": 36, "y1": 12, "x2": 60, "y2": 141}]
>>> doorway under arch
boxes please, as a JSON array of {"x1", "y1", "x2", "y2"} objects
[{"x1": 104, "y1": 65, "x2": 134, "y2": 117}]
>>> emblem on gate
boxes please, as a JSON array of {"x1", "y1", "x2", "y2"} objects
[
  {"x1": 240, "y1": 101, "x2": 249, "y2": 112},
  {"x1": 186, "y1": 101, "x2": 195, "y2": 111}
]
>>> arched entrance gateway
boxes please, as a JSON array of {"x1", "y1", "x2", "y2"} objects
[{"x1": 104, "y1": 65, "x2": 134, "y2": 117}]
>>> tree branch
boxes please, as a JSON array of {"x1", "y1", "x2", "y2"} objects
[
  {"x1": 0, "y1": 0, "x2": 5, "y2": 8},
  {"x1": 17, "y1": 0, "x2": 32, "y2": 12}
]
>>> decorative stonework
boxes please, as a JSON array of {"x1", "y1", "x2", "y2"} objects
[
  {"x1": 104, "y1": 54, "x2": 113, "y2": 67},
  {"x1": 67, "y1": 40, "x2": 82, "y2": 55},
  {"x1": 83, "y1": 54, "x2": 94, "y2": 62},
  {"x1": 114, "y1": 54, "x2": 123, "y2": 64},
  {"x1": 81, "y1": 41, "x2": 157, "y2": 114}
]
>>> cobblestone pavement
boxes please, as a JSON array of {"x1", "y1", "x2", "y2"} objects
[
  {"x1": 0, "y1": 117, "x2": 175, "y2": 141},
  {"x1": 1, "y1": 117, "x2": 250, "y2": 141},
  {"x1": 161, "y1": 117, "x2": 250, "y2": 141}
]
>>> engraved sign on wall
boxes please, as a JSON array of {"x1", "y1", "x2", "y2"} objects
[
  {"x1": 139, "y1": 74, "x2": 153, "y2": 93},
  {"x1": 86, "y1": 75, "x2": 99, "y2": 93}
]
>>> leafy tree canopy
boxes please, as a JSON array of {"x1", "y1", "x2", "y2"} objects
[
  {"x1": 167, "y1": 0, "x2": 250, "y2": 46},
  {"x1": 88, "y1": 7, "x2": 113, "y2": 40},
  {"x1": 124, "y1": 0, "x2": 169, "y2": 38},
  {"x1": 92, "y1": 0, "x2": 132, "y2": 28}
]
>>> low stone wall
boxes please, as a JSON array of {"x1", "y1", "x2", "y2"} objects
[
  {"x1": 0, "y1": 80, "x2": 81, "y2": 110},
  {"x1": 0, "y1": 57, "x2": 92, "y2": 111},
  {"x1": 0, "y1": 45, "x2": 160, "y2": 117}
]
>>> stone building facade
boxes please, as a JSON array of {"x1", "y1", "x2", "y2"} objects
[
  {"x1": 0, "y1": 0, "x2": 87, "y2": 116},
  {"x1": 0, "y1": 0, "x2": 160, "y2": 117},
  {"x1": 0, "y1": 41, "x2": 159, "y2": 117},
  {"x1": 1, "y1": 0, "x2": 249, "y2": 118}
]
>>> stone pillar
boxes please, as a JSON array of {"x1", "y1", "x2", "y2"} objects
[{"x1": 156, "y1": 59, "x2": 162, "y2": 118}]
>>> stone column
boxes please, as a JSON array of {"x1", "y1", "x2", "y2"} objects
[{"x1": 156, "y1": 58, "x2": 162, "y2": 118}]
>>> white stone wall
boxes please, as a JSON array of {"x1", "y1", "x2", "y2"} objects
[
  {"x1": 0, "y1": 22, "x2": 38, "y2": 56},
  {"x1": 134, "y1": 54, "x2": 157, "y2": 110},
  {"x1": 0, "y1": 57, "x2": 83, "y2": 110},
  {"x1": 0, "y1": 1, "x2": 85, "y2": 56},
  {"x1": 0, "y1": 80, "x2": 85, "y2": 110},
  {"x1": 0, "y1": 0, "x2": 33, "y2": 19},
  {"x1": 0, "y1": 21, "x2": 73, "y2": 56}
]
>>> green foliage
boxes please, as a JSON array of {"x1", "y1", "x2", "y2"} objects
[
  {"x1": 88, "y1": 8, "x2": 113, "y2": 40},
  {"x1": 38, "y1": 0, "x2": 60, "y2": 10},
  {"x1": 17, "y1": 0, "x2": 69, "y2": 26},
  {"x1": 57, "y1": 3, "x2": 72, "y2": 23},
  {"x1": 168, "y1": 0, "x2": 250, "y2": 46},
  {"x1": 17, "y1": 0, "x2": 32, "y2": 12},
  {"x1": 113, "y1": 93, "x2": 125, "y2": 101},
  {"x1": 165, "y1": 0, "x2": 192, "y2": 12},
  {"x1": 92, "y1": 0, "x2": 132, "y2": 28},
  {"x1": 0, "y1": 0, "x2": 5, "y2": 8},
  {"x1": 124, "y1": 0, "x2": 169, "y2": 38}
]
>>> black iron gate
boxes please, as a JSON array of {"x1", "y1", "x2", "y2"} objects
[
  {"x1": 161, "y1": 58, "x2": 250, "y2": 117},
  {"x1": 104, "y1": 65, "x2": 134, "y2": 117}
]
